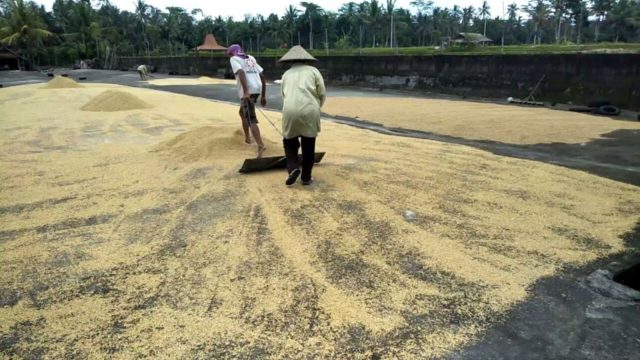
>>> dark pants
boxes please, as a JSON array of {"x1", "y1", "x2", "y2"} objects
[
  {"x1": 283, "y1": 136, "x2": 316, "y2": 182},
  {"x1": 240, "y1": 94, "x2": 260, "y2": 125}
]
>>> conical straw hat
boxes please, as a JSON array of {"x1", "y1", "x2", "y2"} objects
[{"x1": 279, "y1": 45, "x2": 318, "y2": 62}]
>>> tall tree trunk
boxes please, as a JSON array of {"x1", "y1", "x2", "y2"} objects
[
  {"x1": 595, "y1": 18, "x2": 600, "y2": 42},
  {"x1": 390, "y1": 15, "x2": 394, "y2": 48},
  {"x1": 310, "y1": 20, "x2": 313, "y2": 49},
  {"x1": 577, "y1": 12, "x2": 582, "y2": 45},
  {"x1": 483, "y1": 17, "x2": 487, "y2": 36}
]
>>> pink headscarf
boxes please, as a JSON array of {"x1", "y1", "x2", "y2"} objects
[{"x1": 227, "y1": 44, "x2": 247, "y2": 58}]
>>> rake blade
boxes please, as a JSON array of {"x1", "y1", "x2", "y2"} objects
[{"x1": 239, "y1": 152, "x2": 325, "y2": 174}]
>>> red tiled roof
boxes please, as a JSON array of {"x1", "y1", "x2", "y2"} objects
[{"x1": 196, "y1": 34, "x2": 227, "y2": 51}]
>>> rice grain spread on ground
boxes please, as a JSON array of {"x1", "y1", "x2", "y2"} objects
[{"x1": 0, "y1": 82, "x2": 639, "y2": 359}]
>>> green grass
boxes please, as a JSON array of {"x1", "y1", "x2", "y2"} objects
[{"x1": 131, "y1": 43, "x2": 640, "y2": 59}]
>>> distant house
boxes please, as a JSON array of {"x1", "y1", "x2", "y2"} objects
[
  {"x1": 0, "y1": 47, "x2": 25, "y2": 70},
  {"x1": 452, "y1": 33, "x2": 493, "y2": 45},
  {"x1": 195, "y1": 34, "x2": 227, "y2": 52}
]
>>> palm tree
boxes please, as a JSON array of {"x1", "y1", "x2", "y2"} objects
[
  {"x1": 506, "y1": 3, "x2": 520, "y2": 44},
  {"x1": 462, "y1": 6, "x2": 475, "y2": 32},
  {"x1": 283, "y1": 5, "x2": 299, "y2": 46},
  {"x1": 51, "y1": 0, "x2": 72, "y2": 34},
  {"x1": 385, "y1": 0, "x2": 396, "y2": 48},
  {"x1": 507, "y1": 3, "x2": 519, "y2": 21},
  {"x1": 66, "y1": 0, "x2": 95, "y2": 58},
  {"x1": 551, "y1": 0, "x2": 567, "y2": 43},
  {"x1": 591, "y1": 0, "x2": 612, "y2": 42},
  {"x1": 452, "y1": 5, "x2": 463, "y2": 35},
  {"x1": 164, "y1": 7, "x2": 183, "y2": 56},
  {"x1": 338, "y1": 2, "x2": 357, "y2": 42},
  {"x1": 300, "y1": 2, "x2": 323, "y2": 49},
  {"x1": 191, "y1": 8, "x2": 203, "y2": 18},
  {"x1": 410, "y1": 0, "x2": 433, "y2": 13},
  {"x1": 368, "y1": 0, "x2": 382, "y2": 47},
  {"x1": 410, "y1": 0, "x2": 433, "y2": 46},
  {"x1": 609, "y1": 0, "x2": 634, "y2": 42},
  {"x1": 0, "y1": 0, "x2": 52, "y2": 66},
  {"x1": 567, "y1": 0, "x2": 588, "y2": 44},
  {"x1": 134, "y1": 0, "x2": 149, "y2": 54},
  {"x1": 523, "y1": 0, "x2": 551, "y2": 44},
  {"x1": 479, "y1": 1, "x2": 491, "y2": 37},
  {"x1": 356, "y1": 1, "x2": 369, "y2": 48}
]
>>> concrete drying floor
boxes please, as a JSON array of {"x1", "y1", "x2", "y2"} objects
[{"x1": 1, "y1": 70, "x2": 639, "y2": 359}]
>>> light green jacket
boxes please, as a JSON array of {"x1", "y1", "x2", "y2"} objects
[{"x1": 281, "y1": 64, "x2": 326, "y2": 139}]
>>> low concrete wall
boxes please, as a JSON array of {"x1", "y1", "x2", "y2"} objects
[{"x1": 119, "y1": 54, "x2": 640, "y2": 110}]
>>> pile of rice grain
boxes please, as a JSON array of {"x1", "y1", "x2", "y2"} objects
[
  {"x1": 81, "y1": 90, "x2": 151, "y2": 112},
  {"x1": 41, "y1": 76, "x2": 84, "y2": 89},
  {"x1": 154, "y1": 126, "x2": 278, "y2": 161}
]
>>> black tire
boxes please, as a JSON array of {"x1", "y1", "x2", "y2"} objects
[
  {"x1": 587, "y1": 99, "x2": 613, "y2": 108},
  {"x1": 569, "y1": 106, "x2": 593, "y2": 113},
  {"x1": 79, "y1": 77, "x2": 87, "y2": 80},
  {"x1": 593, "y1": 105, "x2": 620, "y2": 116}
]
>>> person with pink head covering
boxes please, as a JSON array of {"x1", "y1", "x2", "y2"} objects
[{"x1": 227, "y1": 44, "x2": 267, "y2": 158}]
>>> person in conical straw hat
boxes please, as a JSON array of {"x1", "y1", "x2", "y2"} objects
[{"x1": 279, "y1": 45, "x2": 326, "y2": 186}]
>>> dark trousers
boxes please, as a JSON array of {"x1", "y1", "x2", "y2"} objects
[{"x1": 283, "y1": 136, "x2": 316, "y2": 182}]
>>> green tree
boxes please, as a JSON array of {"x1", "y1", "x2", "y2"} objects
[
  {"x1": 283, "y1": 5, "x2": 299, "y2": 46},
  {"x1": 523, "y1": 0, "x2": 551, "y2": 44},
  {"x1": 385, "y1": 0, "x2": 396, "y2": 47},
  {"x1": 567, "y1": 0, "x2": 588, "y2": 44},
  {"x1": 462, "y1": 6, "x2": 475, "y2": 32},
  {"x1": 479, "y1": 0, "x2": 491, "y2": 36},
  {"x1": 368, "y1": 0, "x2": 383, "y2": 47},
  {"x1": 0, "y1": 0, "x2": 52, "y2": 66},
  {"x1": 609, "y1": 0, "x2": 636, "y2": 42},
  {"x1": 591, "y1": 0, "x2": 612, "y2": 41},
  {"x1": 300, "y1": 2, "x2": 323, "y2": 49},
  {"x1": 551, "y1": 0, "x2": 567, "y2": 43},
  {"x1": 410, "y1": 0, "x2": 433, "y2": 45}
]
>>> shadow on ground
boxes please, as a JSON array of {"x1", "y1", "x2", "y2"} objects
[{"x1": 445, "y1": 223, "x2": 640, "y2": 360}]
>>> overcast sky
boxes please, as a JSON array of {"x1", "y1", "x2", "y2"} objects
[{"x1": 35, "y1": 0, "x2": 529, "y2": 19}]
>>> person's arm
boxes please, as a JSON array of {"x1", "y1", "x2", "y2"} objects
[
  {"x1": 281, "y1": 73, "x2": 286, "y2": 99},
  {"x1": 237, "y1": 70, "x2": 250, "y2": 101},
  {"x1": 259, "y1": 73, "x2": 267, "y2": 107},
  {"x1": 315, "y1": 69, "x2": 326, "y2": 107},
  {"x1": 230, "y1": 57, "x2": 250, "y2": 101}
]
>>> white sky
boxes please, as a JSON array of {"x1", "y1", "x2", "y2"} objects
[{"x1": 35, "y1": 1, "x2": 528, "y2": 19}]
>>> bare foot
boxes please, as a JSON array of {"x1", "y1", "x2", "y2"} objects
[
  {"x1": 245, "y1": 138, "x2": 251, "y2": 145},
  {"x1": 256, "y1": 146, "x2": 266, "y2": 158}
]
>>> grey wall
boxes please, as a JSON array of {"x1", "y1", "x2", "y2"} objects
[{"x1": 119, "y1": 54, "x2": 640, "y2": 110}]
